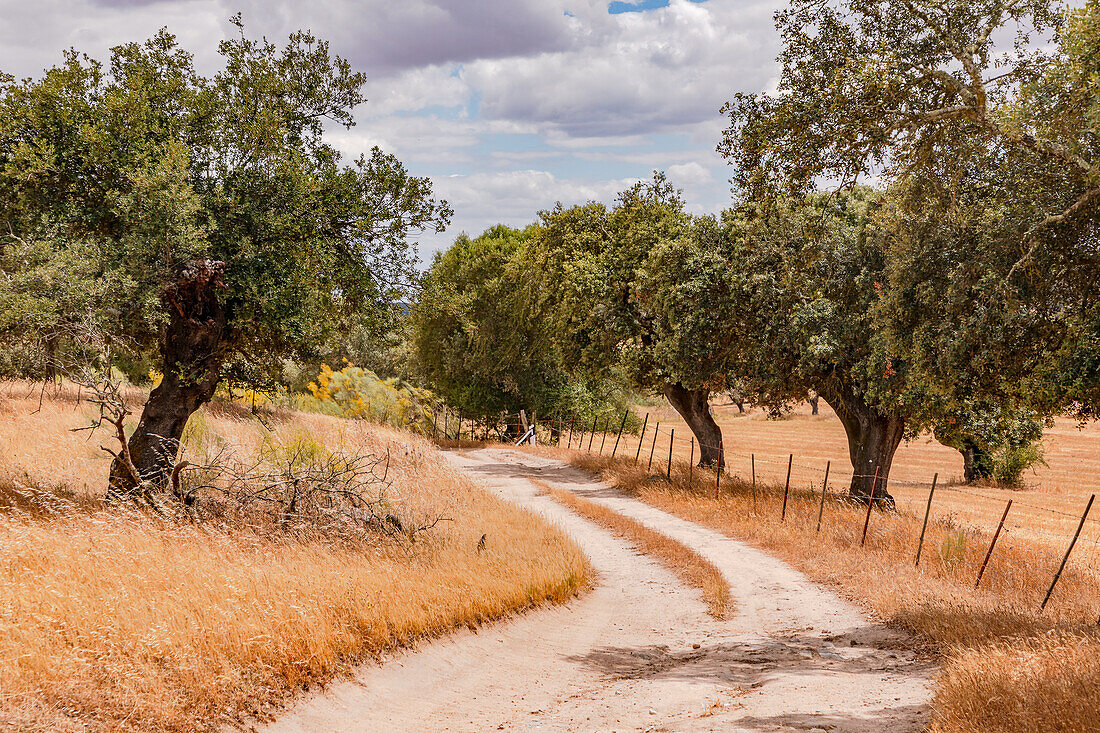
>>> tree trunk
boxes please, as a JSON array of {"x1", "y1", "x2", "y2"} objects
[
  {"x1": 960, "y1": 439, "x2": 994, "y2": 483},
  {"x1": 808, "y1": 392, "x2": 820, "y2": 415},
  {"x1": 43, "y1": 332, "x2": 58, "y2": 382},
  {"x1": 820, "y1": 383, "x2": 903, "y2": 505},
  {"x1": 663, "y1": 382, "x2": 723, "y2": 467},
  {"x1": 109, "y1": 259, "x2": 228, "y2": 497}
]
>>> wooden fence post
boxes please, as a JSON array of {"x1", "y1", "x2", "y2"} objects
[
  {"x1": 689, "y1": 438, "x2": 694, "y2": 483},
  {"x1": 860, "y1": 467, "x2": 880, "y2": 547},
  {"x1": 1041, "y1": 494, "x2": 1095, "y2": 611},
  {"x1": 588, "y1": 417, "x2": 597, "y2": 451},
  {"x1": 634, "y1": 414, "x2": 649, "y2": 463},
  {"x1": 816, "y1": 460, "x2": 830, "y2": 533},
  {"x1": 780, "y1": 454, "x2": 793, "y2": 522},
  {"x1": 648, "y1": 422, "x2": 660, "y2": 471},
  {"x1": 667, "y1": 429, "x2": 674, "y2": 479},
  {"x1": 975, "y1": 499, "x2": 1012, "y2": 588},
  {"x1": 611, "y1": 410, "x2": 628, "y2": 458},
  {"x1": 914, "y1": 473, "x2": 938, "y2": 567}
]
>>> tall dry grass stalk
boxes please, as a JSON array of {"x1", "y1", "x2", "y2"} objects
[
  {"x1": 0, "y1": 382, "x2": 591, "y2": 732},
  {"x1": 558, "y1": 450, "x2": 1100, "y2": 733}
]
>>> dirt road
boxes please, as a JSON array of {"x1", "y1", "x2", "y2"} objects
[{"x1": 259, "y1": 449, "x2": 933, "y2": 732}]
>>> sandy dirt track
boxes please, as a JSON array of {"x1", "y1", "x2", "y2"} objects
[{"x1": 257, "y1": 448, "x2": 933, "y2": 732}]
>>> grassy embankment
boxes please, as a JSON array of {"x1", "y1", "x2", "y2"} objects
[
  {"x1": 0, "y1": 381, "x2": 591, "y2": 732},
  {"x1": 541, "y1": 441, "x2": 1099, "y2": 733}
]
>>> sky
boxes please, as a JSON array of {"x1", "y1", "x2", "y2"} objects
[{"x1": 0, "y1": 0, "x2": 784, "y2": 263}]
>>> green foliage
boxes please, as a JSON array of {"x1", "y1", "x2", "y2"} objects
[
  {"x1": 536, "y1": 173, "x2": 713, "y2": 392},
  {"x1": 934, "y1": 402, "x2": 1047, "y2": 484},
  {"x1": 0, "y1": 19, "x2": 450, "y2": 384},
  {"x1": 993, "y1": 442, "x2": 1047, "y2": 486},
  {"x1": 413, "y1": 224, "x2": 631, "y2": 424},
  {"x1": 720, "y1": 0, "x2": 1100, "y2": 420}
]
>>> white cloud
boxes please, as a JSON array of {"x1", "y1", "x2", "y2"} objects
[
  {"x1": 0, "y1": 0, "x2": 783, "y2": 267},
  {"x1": 461, "y1": 0, "x2": 781, "y2": 137},
  {"x1": 415, "y1": 168, "x2": 644, "y2": 261},
  {"x1": 667, "y1": 161, "x2": 713, "y2": 187}
]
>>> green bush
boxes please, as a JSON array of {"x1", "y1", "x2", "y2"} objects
[{"x1": 993, "y1": 442, "x2": 1047, "y2": 486}]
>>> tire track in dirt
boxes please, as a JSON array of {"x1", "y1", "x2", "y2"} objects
[{"x1": 256, "y1": 448, "x2": 933, "y2": 732}]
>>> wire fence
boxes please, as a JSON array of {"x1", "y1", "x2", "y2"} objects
[{"x1": 426, "y1": 407, "x2": 1100, "y2": 617}]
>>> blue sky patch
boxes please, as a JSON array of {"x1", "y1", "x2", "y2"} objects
[{"x1": 609, "y1": 0, "x2": 706, "y2": 14}]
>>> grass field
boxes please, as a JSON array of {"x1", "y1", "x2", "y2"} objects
[
  {"x1": 0, "y1": 381, "x2": 591, "y2": 732},
  {"x1": 566, "y1": 399, "x2": 1100, "y2": 563}
]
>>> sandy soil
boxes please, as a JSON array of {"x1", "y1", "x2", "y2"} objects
[{"x1": 256, "y1": 449, "x2": 933, "y2": 732}]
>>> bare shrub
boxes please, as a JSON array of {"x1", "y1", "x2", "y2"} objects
[{"x1": 180, "y1": 431, "x2": 447, "y2": 545}]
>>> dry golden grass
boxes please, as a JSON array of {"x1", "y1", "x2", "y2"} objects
[
  {"x1": 932, "y1": 632, "x2": 1100, "y2": 733},
  {"x1": 558, "y1": 450, "x2": 1100, "y2": 733},
  {"x1": 0, "y1": 381, "x2": 592, "y2": 732},
  {"x1": 535, "y1": 480, "x2": 730, "y2": 619}
]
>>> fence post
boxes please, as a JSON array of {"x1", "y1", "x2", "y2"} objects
[
  {"x1": 1041, "y1": 493, "x2": 1095, "y2": 611},
  {"x1": 780, "y1": 453, "x2": 793, "y2": 522},
  {"x1": 751, "y1": 453, "x2": 757, "y2": 511},
  {"x1": 860, "y1": 467, "x2": 880, "y2": 547},
  {"x1": 666, "y1": 429, "x2": 674, "y2": 479},
  {"x1": 646, "y1": 423, "x2": 660, "y2": 470},
  {"x1": 634, "y1": 413, "x2": 649, "y2": 463},
  {"x1": 975, "y1": 499, "x2": 1013, "y2": 589},
  {"x1": 588, "y1": 417, "x2": 597, "y2": 451},
  {"x1": 611, "y1": 410, "x2": 629, "y2": 458},
  {"x1": 567, "y1": 418, "x2": 575, "y2": 449},
  {"x1": 816, "y1": 460, "x2": 830, "y2": 533},
  {"x1": 598, "y1": 418, "x2": 608, "y2": 455},
  {"x1": 689, "y1": 438, "x2": 694, "y2": 483},
  {"x1": 914, "y1": 473, "x2": 937, "y2": 567},
  {"x1": 715, "y1": 449, "x2": 721, "y2": 498}
]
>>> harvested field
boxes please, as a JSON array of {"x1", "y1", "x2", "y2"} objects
[{"x1": 565, "y1": 399, "x2": 1100, "y2": 559}]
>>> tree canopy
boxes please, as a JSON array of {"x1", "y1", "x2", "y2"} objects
[
  {"x1": 413, "y1": 224, "x2": 634, "y2": 430},
  {"x1": 0, "y1": 20, "x2": 451, "y2": 494},
  {"x1": 534, "y1": 174, "x2": 730, "y2": 464}
]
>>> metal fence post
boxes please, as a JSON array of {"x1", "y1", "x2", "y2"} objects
[
  {"x1": 975, "y1": 499, "x2": 1013, "y2": 588},
  {"x1": 1041, "y1": 494, "x2": 1095, "y2": 611},
  {"x1": 666, "y1": 429, "x2": 674, "y2": 479},
  {"x1": 689, "y1": 438, "x2": 694, "y2": 483},
  {"x1": 648, "y1": 422, "x2": 660, "y2": 471},
  {"x1": 780, "y1": 454, "x2": 793, "y2": 522},
  {"x1": 816, "y1": 460, "x2": 830, "y2": 533},
  {"x1": 860, "y1": 467, "x2": 880, "y2": 547},
  {"x1": 634, "y1": 413, "x2": 649, "y2": 463},
  {"x1": 914, "y1": 473, "x2": 937, "y2": 567},
  {"x1": 611, "y1": 410, "x2": 628, "y2": 458}
]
